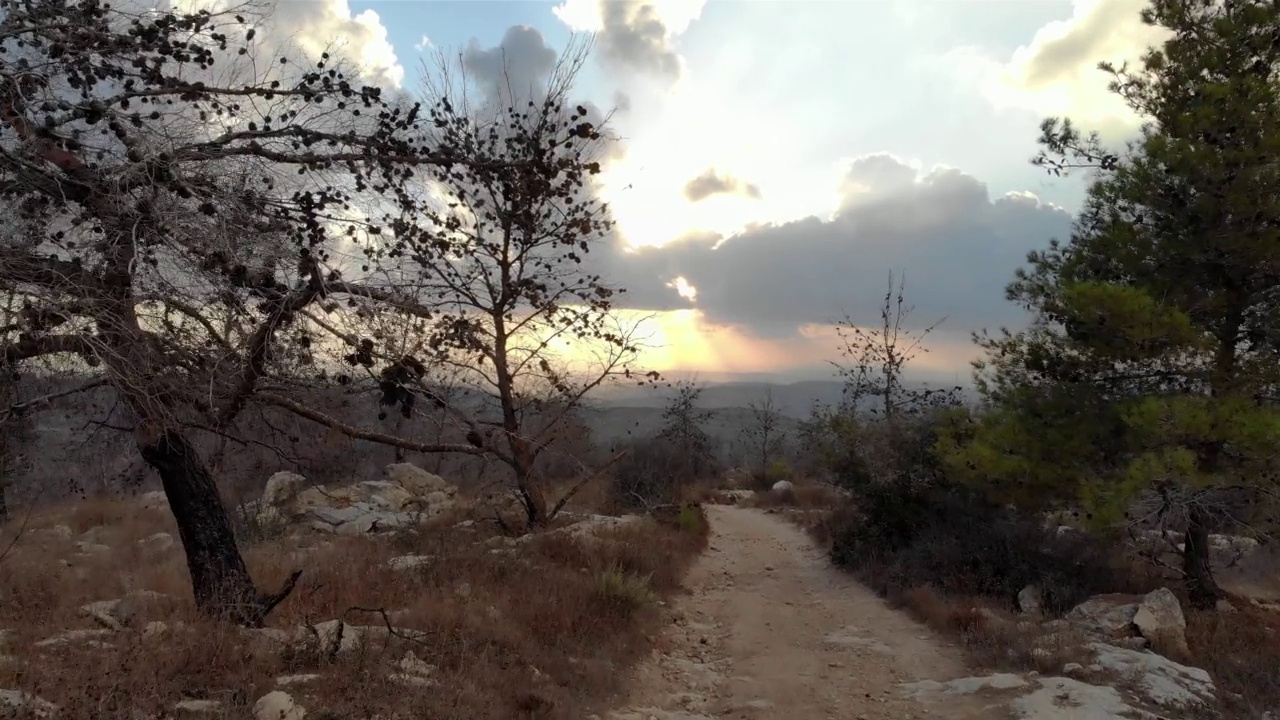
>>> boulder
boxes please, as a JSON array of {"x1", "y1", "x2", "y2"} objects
[
  {"x1": 263, "y1": 472, "x2": 309, "y2": 506},
  {"x1": 0, "y1": 690, "x2": 58, "y2": 718},
  {"x1": 34, "y1": 628, "x2": 113, "y2": 648},
  {"x1": 78, "y1": 590, "x2": 172, "y2": 630},
  {"x1": 1064, "y1": 594, "x2": 1143, "y2": 639},
  {"x1": 246, "y1": 466, "x2": 459, "y2": 536},
  {"x1": 1132, "y1": 588, "x2": 1188, "y2": 658},
  {"x1": 138, "y1": 532, "x2": 175, "y2": 556},
  {"x1": 304, "y1": 619, "x2": 428, "y2": 658},
  {"x1": 355, "y1": 480, "x2": 418, "y2": 511},
  {"x1": 1017, "y1": 585, "x2": 1042, "y2": 616},
  {"x1": 385, "y1": 463, "x2": 450, "y2": 495},
  {"x1": 1087, "y1": 642, "x2": 1215, "y2": 710},
  {"x1": 771, "y1": 480, "x2": 794, "y2": 493},
  {"x1": 139, "y1": 491, "x2": 168, "y2": 510}
]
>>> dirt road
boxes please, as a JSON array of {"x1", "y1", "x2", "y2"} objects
[{"x1": 603, "y1": 505, "x2": 1002, "y2": 720}]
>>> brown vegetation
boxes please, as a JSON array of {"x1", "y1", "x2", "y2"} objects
[{"x1": 0, "y1": 489, "x2": 708, "y2": 719}]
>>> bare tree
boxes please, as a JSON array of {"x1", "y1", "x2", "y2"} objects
[
  {"x1": 0, "y1": 0, "x2": 548, "y2": 624},
  {"x1": 823, "y1": 271, "x2": 963, "y2": 490},
  {"x1": 742, "y1": 388, "x2": 788, "y2": 482},
  {"x1": 833, "y1": 271, "x2": 957, "y2": 424}
]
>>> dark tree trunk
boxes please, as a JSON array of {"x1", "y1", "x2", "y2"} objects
[
  {"x1": 516, "y1": 457, "x2": 549, "y2": 528},
  {"x1": 137, "y1": 428, "x2": 299, "y2": 626},
  {"x1": 1182, "y1": 505, "x2": 1223, "y2": 609}
]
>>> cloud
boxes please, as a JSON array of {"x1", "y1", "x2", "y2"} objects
[
  {"x1": 596, "y1": 154, "x2": 1074, "y2": 340},
  {"x1": 462, "y1": 25, "x2": 560, "y2": 103},
  {"x1": 683, "y1": 168, "x2": 762, "y2": 203},
  {"x1": 944, "y1": 0, "x2": 1169, "y2": 133},
  {"x1": 252, "y1": 0, "x2": 406, "y2": 89},
  {"x1": 450, "y1": 25, "x2": 625, "y2": 167},
  {"x1": 553, "y1": 0, "x2": 706, "y2": 85},
  {"x1": 414, "y1": 35, "x2": 432, "y2": 53}
]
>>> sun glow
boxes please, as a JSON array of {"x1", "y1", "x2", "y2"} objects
[{"x1": 595, "y1": 74, "x2": 831, "y2": 250}]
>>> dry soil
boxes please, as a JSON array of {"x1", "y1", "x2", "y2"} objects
[{"x1": 603, "y1": 504, "x2": 1005, "y2": 720}]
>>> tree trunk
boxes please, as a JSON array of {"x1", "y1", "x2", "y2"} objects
[
  {"x1": 519, "y1": 479, "x2": 549, "y2": 527},
  {"x1": 137, "y1": 427, "x2": 299, "y2": 626},
  {"x1": 513, "y1": 438, "x2": 548, "y2": 527},
  {"x1": 1182, "y1": 505, "x2": 1223, "y2": 610}
]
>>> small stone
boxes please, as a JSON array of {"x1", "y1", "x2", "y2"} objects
[
  {"x1": 174, "y1": 699, "x2": 222, "y2": 715},
  {"x1": 253, "y1": 690, "x2": 305, "y2": 720},
  {"x1": 398, "y1": 650, "x2": 436, "y2": 677},
  {"x1": 386, "y1": 555, "x2": 433, "y2": 572},
  {"x1": 274, "y1": 674, "x2": 321, "y2": 687},
  {"x1": 0, "y1": 689, "x2": 58, "y2": 718}
]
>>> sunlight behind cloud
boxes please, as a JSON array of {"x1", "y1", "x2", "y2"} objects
[
  {"x1": 174, "y1": 0, "x2": 405, "y2": 88},
  {"x1": 666, "y1": 276, "x2": 698, "y2": 301},
  {"x1": 942, "y1": 0, "x2": 1169, "y2": 133},
  {"x1": 622, "y1": 309, "x2": 796, "y2": 375},
  {"x1": 599, "y1": 79, "x2": 831, "y2": 249}
]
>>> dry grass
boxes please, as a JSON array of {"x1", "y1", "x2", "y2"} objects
[
  {"x1": 895, "y1": 585, "x2": 1094, "y2": 676},
  {"x1": 744, "y1": 479, "x2": 843, "y2": 511},
  {"x1": 1186, "y1": 601, "x2": 1280, "y2": 719},
  {"x1": 0, "y1": 490, "x2": 708, "y2": 719}
]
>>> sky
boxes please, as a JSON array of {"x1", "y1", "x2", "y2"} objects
[{"x1": 259, "y1": 0, "x2": 1170, "y2": 383}]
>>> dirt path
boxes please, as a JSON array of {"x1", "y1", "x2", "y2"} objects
[{"x1": 602, "y1": 505, "x2": 1004, "y2": 720}]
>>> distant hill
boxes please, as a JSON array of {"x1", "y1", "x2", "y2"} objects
[
  {"x1": 590, "y1": 380, "x2": 845, "y2": 418},
  {"x1": 589, "y1": 378, "x2": 975, "y2": 420},
  {"x1": 576, "y1": 403, "x2": 806, "y2": 450}
]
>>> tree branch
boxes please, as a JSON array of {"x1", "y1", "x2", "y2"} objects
[
  {"x1": 253, "y1": 391, "x2": 489, "y2": 456},
  {"x1": 0, "y1": 333, "x2": 97, "y2": 366}
]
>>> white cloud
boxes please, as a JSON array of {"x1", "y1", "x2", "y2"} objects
[
  {"x1": 168, "y1": 0, "x2": 405, "y2": 87},
  {"x1": 414, "y1": 35, "x2": 432, "y2": 53},
  {"x1": 945, "y1": 0, "x2": 1170, "y2": 131},
  {"x1": 553, "y1": 0, "x2": 706, "y2": 84}
]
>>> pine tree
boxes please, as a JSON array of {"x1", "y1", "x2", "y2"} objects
[{"x1": 940, "y1": 0, "x2": 1280, "y2": 609}]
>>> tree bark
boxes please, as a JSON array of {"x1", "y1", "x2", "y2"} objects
[
  {"x1": 1182, "y1": 505, "x2": 1223, "y2": 609},
  {"x1": 136, "y1": 426, "x2": 299, "y2": 626}
]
